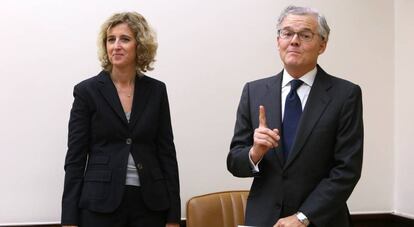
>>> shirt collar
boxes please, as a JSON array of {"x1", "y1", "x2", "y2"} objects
[{"x1": 282, "y1": 67, "x2": 317, "y2": 87}]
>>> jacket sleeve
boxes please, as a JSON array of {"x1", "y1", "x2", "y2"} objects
[
  {"x1": 61, "y1": 84, "x2": 91, "y2": 225},
  {"x1": 227, "y1": 83, "x2": 257, "y2": 178},
  {"x1": 300, "y1": 85, "x2": 364, "y2": 226},
  {"x1": 156, "y1": 84, "x2": 181, "y2": 223}
]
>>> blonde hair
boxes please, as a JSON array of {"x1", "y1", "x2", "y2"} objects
[{"x1": 97, "y1": 12, "x2": 158, "y2": 74}]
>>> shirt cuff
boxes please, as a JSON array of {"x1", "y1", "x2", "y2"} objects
[{"x1": 248, "y1": 150, "x2": 262, "y2": 172}]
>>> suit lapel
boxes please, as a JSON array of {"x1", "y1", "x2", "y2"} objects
[
  {"x1": 263, "y1": 72, "x2": 284, "y2": 167},
  {"x1": 128, "y1": 75, "x2": 151, "y2": 130},
  {"x1": 97, "y1": 71, "x2": 129, "y2": 126},
  {"x1": 284, "y1": 66, "x2": 332, "y2": 169}
]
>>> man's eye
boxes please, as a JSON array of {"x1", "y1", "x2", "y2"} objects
[{"x1": 301, "y1": 33, "x2": 312, "y2": 39}]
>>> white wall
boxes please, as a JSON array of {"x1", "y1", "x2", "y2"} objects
[
  {"x1": 0, "y1": 0, "x2": 405, "y2": 225},
  {"x1": 394, "y1": 0, "x2": 414, "y2": 218}
]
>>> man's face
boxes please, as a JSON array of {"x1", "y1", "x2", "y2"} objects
[{"x1": 277, "y1": 14, "x2": 327, "y2": 76}]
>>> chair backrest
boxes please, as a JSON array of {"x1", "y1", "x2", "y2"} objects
[{"x1": 186, "y1": 190, "x2": 249, "y2": 227}]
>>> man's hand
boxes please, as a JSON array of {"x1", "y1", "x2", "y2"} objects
[
  {"x1": 274, "y1": 214, "x2": 306, "y2": 227},
  {"x1": 166, "y1": 223, "x2": 180, "y2": 227},
  {"x1": 250, "y1": 105, "x2": 280, "y2": 164}
]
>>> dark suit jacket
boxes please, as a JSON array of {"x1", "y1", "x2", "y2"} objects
[
  {"x1": 227, "y1": 65, "x2": 363, "y2": 227},
  {"x1": 61, "y1": 71, "x2": 180, "y2": 225}
]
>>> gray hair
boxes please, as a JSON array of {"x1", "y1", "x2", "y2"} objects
[{"x1": 277, "y1": 6, "x2": 330, "y2": 41}]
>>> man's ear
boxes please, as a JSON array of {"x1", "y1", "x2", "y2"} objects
[
  {"x1": 318, "y1": 40, "x2": 327, "y2": 55},
  {"x1": 276, "y1": 37, "x2": 281, "y2": 50}
]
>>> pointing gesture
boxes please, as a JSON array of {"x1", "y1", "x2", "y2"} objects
[
  {"x1": 250, "y1": 105, "x2": 280, "y2": 164},
  {"x1": 259, "y1": 105, "x2": 267, "y2": 128}
]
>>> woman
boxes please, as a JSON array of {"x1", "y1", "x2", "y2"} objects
[{"x1": 61, "y1": 12, "x2": 180, "y2": 227}]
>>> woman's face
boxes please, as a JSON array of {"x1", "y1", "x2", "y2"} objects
[{"x1": 106, "y1": 23, "x2": 137, "y2": 70}]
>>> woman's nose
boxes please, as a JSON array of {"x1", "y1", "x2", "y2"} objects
[{"x1": 114, "y1": 39, "x2": 122, "y2": 48}]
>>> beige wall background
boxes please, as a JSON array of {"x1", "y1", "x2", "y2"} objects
[
  {"x1": 395, "y1": 0, "x2": 414, "y2": 218},
  {"x1": 0, "y1": 0, "x2": 412, "y2": 224}
]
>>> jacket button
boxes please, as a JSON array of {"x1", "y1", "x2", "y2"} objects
[
  {"x1": 136, "y1": 163, "x2": 143, "y2": 170},
  {"x1": 126, "y1": 138, "x2": 132, "y2": 144}
]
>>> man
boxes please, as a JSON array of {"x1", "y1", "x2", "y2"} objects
[{"x1": 227, "y1": 6, "x2": 363, "y2": 227}]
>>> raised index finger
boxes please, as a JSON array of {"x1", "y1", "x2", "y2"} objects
[{"x1": 259, "y1": 105, "x2": 267, "y2": 128}]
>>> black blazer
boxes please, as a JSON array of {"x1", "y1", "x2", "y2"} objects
[
  {"x1": 62, "y1": 71, "x2": 180, "y2": 225},
  {"x1": 227, "y1": 65, "x2": 363, "y2": 227}
]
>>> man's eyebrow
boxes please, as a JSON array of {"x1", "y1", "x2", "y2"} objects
[{"x1": 281, "y1": 26, "x2": 314, "y2": 32}]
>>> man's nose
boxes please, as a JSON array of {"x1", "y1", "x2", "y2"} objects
[{"x1": 290, "y1": 33, "x2": 300, "y2": 46}]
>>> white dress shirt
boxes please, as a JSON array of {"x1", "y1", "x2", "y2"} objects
[{"x1": 281, "y1": 67, "x2": 316, "y2": 118}]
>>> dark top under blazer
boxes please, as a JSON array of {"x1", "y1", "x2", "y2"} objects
[
  {"x1": 227, "y1": 65, "x2": 363, "y2": 227},
  {"x1": 62, "y1": 71, "x2": 180, "y2": 225}
]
